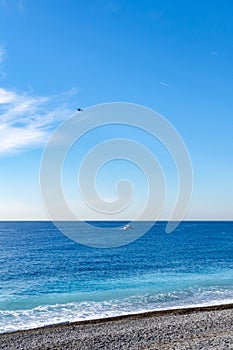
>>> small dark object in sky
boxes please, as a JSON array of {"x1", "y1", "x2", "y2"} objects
[{"x1": 76, "y1": 107, "x2": 84, "y2": 112}]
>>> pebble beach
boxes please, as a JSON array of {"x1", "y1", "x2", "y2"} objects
[{"x1": 1, "y1": 304, "x2": 233, "y2": 350}]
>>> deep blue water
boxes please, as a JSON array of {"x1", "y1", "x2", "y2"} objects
[{"x1": 0, "y1": 221, "x2": 233, "y2": 333}]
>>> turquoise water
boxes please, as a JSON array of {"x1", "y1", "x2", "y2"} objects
[{"x1": 0, "y1": 221, "x2": 233, "y2": 333}]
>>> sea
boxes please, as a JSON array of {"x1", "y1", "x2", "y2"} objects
[{"x1": 0, "y1": 221, "x2": 233, "y2": 333}]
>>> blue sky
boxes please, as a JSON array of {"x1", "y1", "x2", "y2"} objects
[{"x1": 0, "y1": 0, "x2": 232, "y2": 220}]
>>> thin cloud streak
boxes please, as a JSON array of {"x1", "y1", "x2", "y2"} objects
[
  {"x1": 160, "y1": 81, "x2": 174, "y2": 89},
  {"x1": 0, "y1": 47, "x2": 5, "y2": 63},
  {"x1": 0, "y1": 46, "x2": 6, "y2": 77}
]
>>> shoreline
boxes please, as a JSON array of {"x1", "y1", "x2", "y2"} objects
[
  {"x1": 2, "y1": 302, "x2": 233, "y2": 335},
  {"x1": 1, "y1": 303, "x2": 233, "y2": 349}
]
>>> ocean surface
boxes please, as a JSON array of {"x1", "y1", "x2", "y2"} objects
[{"x1": 0, "y1": 221, "x2": 233, "y2": 333}]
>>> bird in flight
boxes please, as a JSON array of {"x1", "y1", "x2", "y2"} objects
[{"x1": 76, "y1": 107, "x2": 84, "y2": 112}]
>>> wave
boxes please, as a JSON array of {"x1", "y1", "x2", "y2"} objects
[{"x1": 1, "y1": 287, "x2": 233, "y2": 333}]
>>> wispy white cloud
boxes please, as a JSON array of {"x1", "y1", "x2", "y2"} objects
[
  {"x1": 0, "y1": 46, "x2": 6, "y2": 77},
  {"x1": 210, "y1": 51, "x2": 218, "y2": 56},
  {"x1": 0, "y1": 46, "x2": 5, "y2": 63},
  {"x1": 0, "y1": 87, "x2": 78, "y2": 154},
  {"x1": 160, "y1": 81, "x2": 174, "y2": 89},
  {"x1": 0, "y1": 47, "x2": 78, "y2": 154}
]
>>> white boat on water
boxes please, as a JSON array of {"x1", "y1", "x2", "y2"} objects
[{"x1": 121, "y1": 224, "x2": 132, "y2": 230}]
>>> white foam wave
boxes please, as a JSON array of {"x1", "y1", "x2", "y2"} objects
[{"x1": 1, "y1": 288, "x2": 233, "y2": 333}]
